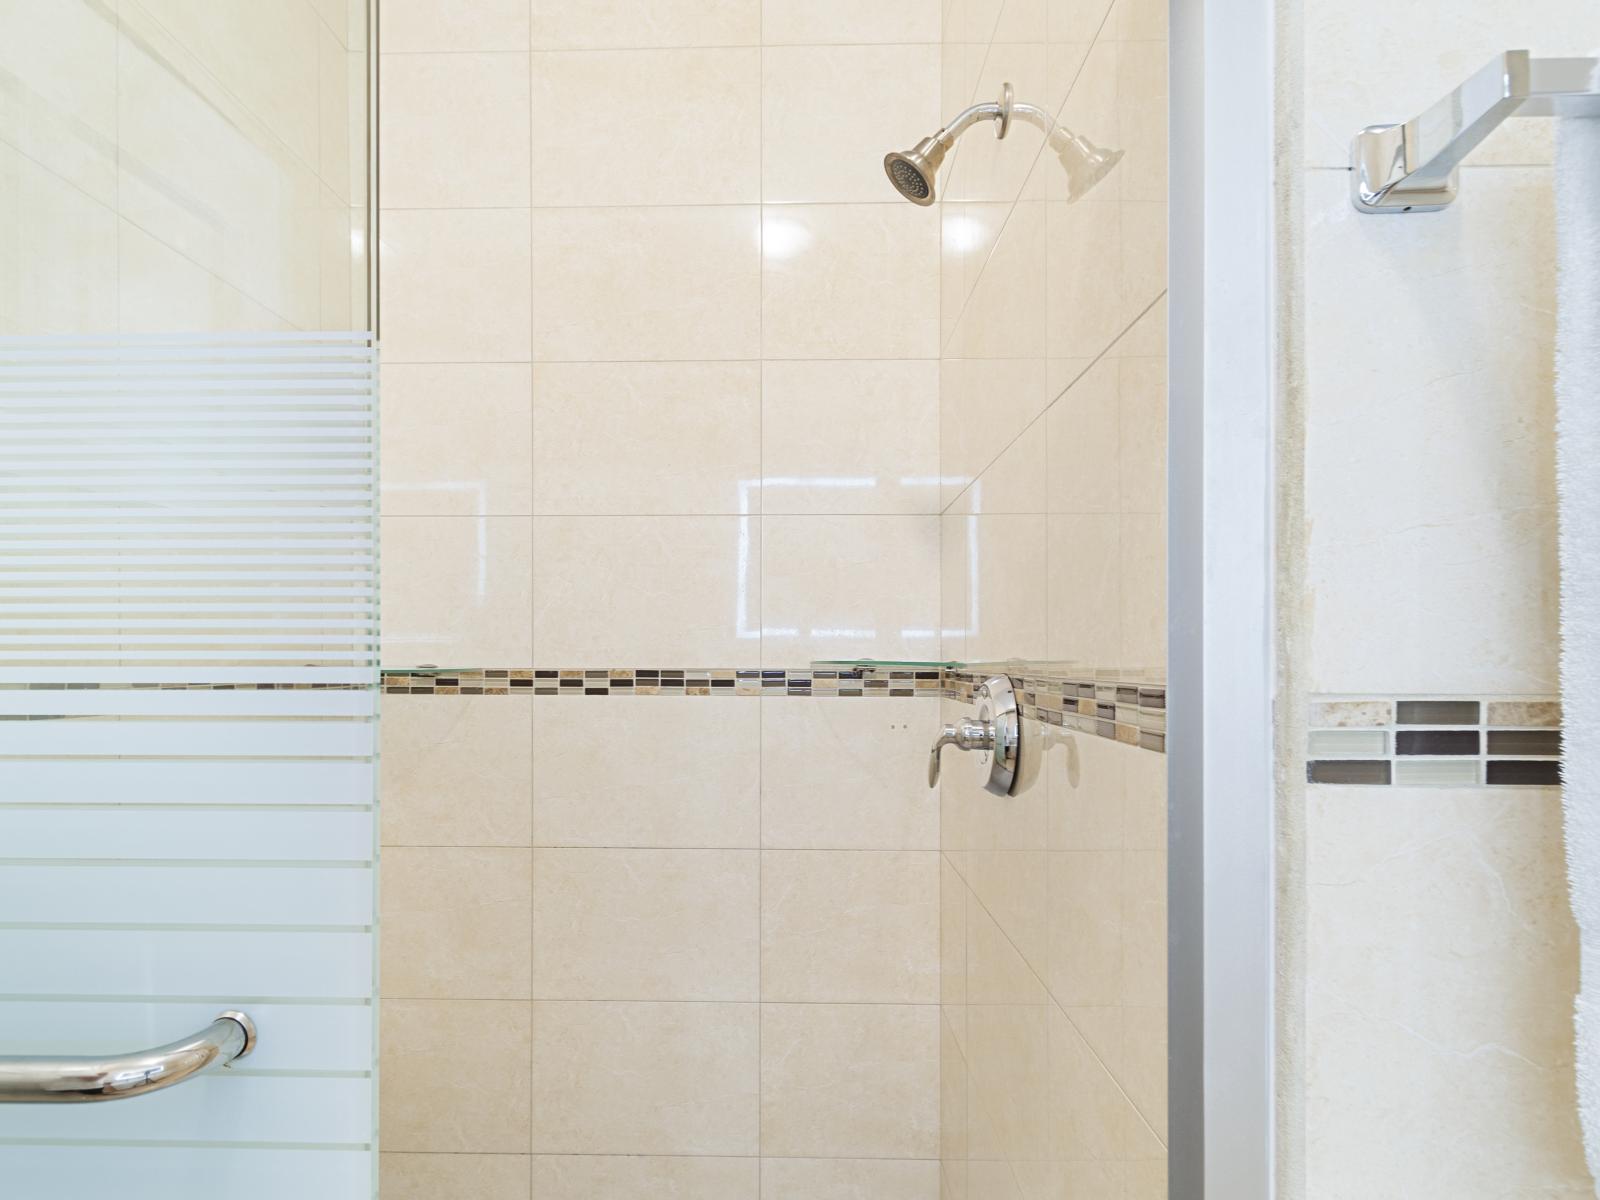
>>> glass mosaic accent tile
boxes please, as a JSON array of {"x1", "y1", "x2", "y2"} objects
[{"x1": 1306, "y1": 694, "x2": 1563, "y2": 788}]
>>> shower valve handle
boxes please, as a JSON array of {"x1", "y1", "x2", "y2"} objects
[{"x1": 927, "y1": 719, "x2": 995, "y2": 787}]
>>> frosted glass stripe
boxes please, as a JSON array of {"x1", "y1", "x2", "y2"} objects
[
  {"x1": 0, "y1": 930, "x2": 373, "y2": 997},
  {"x1": 0, "y1": 334, "x2": 378, "y2": 1163},
  {"x1": 0, "y1": 809, "x2": 373, "y2": 860},
  {"x1": 0, "y1": 1148, "x2": 372, "y2": 1199},
  {"x1": 0, "y1": 1076, "x2": 372, "y2": 1144},
  {"x1": 0, "y1": 759, "x2": 374, "y2": 804}
]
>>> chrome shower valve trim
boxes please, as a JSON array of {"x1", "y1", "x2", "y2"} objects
[{"x1": 927, "y1": 673, "x2": 1021, "y2": 796}]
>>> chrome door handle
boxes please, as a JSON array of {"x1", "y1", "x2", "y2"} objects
[
  {"x1": 927, "y1": 674, "x2": 1021, "y2": 796},
  {"x1": 0, "y1": 1011, "x2": 256, "y2": 1103}
]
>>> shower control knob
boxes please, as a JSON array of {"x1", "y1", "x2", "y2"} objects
[{"x1": 926, "y1": 674, "x2": 1021, "y2": 796}]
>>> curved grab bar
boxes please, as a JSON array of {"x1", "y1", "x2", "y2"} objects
[{"x1": 0, "y1": 1011, "x2": 256, "y2": 1103}]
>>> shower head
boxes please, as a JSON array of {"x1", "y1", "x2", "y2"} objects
[
  {"x1": 883, "y1": 84, "x2": 1011, "y2": 207},
  {"x1": 882, "y1": 82, "x2": 1123, "y2": 206},
  {"x1": 883, "y1": 136, "x2": 948, "y2": 206}
]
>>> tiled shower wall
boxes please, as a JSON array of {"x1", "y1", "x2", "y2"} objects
[
  {"x1": 375, "y1": 0, "x2": 951, "y2": 1194},
  {"x1": 935, "y1": 0, "x2": 1169, "y2": 1195},
  {"x1": 1280, "y1": 0, "x2": 1600, "y2": 1194}
]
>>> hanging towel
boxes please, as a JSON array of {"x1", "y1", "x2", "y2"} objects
[{"x1": 1558, "y1": 110, "x2": 1600, "y2": 1191}]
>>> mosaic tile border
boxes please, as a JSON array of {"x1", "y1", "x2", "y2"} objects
[
  {"x1": 380, "y1": 666, "x2": 944, "y2": 698},
  {"x1": 379, "y1": 666, "x2": 1169, "y2": 754},
  {"x1": 1306, "y1": 696, "x2": 1562, "y2": 787},
  {"x1": 947, "y1": 668, "x2": 1166, "y2": 753}
]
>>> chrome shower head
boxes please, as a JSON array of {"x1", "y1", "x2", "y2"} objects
[
  {"x1": 883, "y1": 136, "x2": 948, "y2": 206},
  {"x1": 883, "y1": 82, "x2": 1123, "y2": 206}
]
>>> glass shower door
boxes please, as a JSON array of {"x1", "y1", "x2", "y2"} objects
[{"x1": 0, "y1": 1, "x2": 379, "y2": 1194}]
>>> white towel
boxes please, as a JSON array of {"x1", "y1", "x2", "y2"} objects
[{"x1": 1558, "y1": 112, "x2": 1600, "y2": 1191}]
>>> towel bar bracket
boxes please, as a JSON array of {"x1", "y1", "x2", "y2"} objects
[{"x1": 1352, "y1": 50, "x2": 1600, "y2": 213}]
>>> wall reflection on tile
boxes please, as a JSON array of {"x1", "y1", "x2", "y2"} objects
[
  {"x1": 760, "y1": 361, "x2": 941, "y2": 515},
  {"x1": 760, "y1": 515, "x2": 939, "y2": 665}
]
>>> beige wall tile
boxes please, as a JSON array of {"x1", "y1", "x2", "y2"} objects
[
  {"x1": 760, "y1": 1003, "x2": 940, "y2": 1159},
  {"x1": 955, "y1": 419, "x2": 1047, "y2": 516},
  {"x1": 531, "y1": 1155, "x2": 758, "y2": 1197},
  {"x1": 531, "y1": 49, "x2": 760, "y2": 206},
  {"x1": 533, "y1": 516, "x2": 756, "y2": 663},
  {"x1": 1046, "y1": 357, "x2": 1120, "y2": 514},
  {"x1": 939, "y1": 513, "x2": 971, "y2": 664},
  {"x1": 380, "y1": 208, "x2": 532, "y2": 363},
  {"x1": 947, "y1": 201, "x2": 1047, "y2": 362},
  {"x1": 960, "y1": 515, "x2": 1047, "y2": 664},
  {"x1": 762, "y1": 45, "x2": 941, "y2": 204},
  {"x1": 1045, "y1": 514, "x2": 1120, "y2": 666},
  {"x1": 760, "y1": 1158, "x2": 941, "y2": 1199},
  {"x1": 1044, "y1": 729, "x2": 1126, "y2": 852},
  {"x1": 1045, "y1": 849, "x2": 1123, "y2": 1008},
  {"x1": 762, "y1": 0, "x2": 942, "y2": 44},
  {"x1": 760, "y1": 515, "x2": 939, "y2": 665},
  {"x1": 380, "y1": 1153, "x2": 531, "y2": 1199},
  {"x1": 1046, "y1": 1003, "x2": 1161, "y2": 1163},
  {"x1": 531, "y1": 1001, "x2": 759, "y2": 1155},
  {"x1": 382, "y1": 695, "x2": 533, "y2": 847},
  {"x1": 1118, "y1": 512, "x2": 1165, "y2": 673},
  {"x1": 381, "y1": 847, "x2": 533, "y2": 998},
  {"x1": 532, "y1": 362, "x2": 760, "y2": 516},
  {"x1": 761, "y1": 361, "x2": 941, "y2": 516},
  {"x1": 940, "y1": 356, "x2": 1051, "y2": 510},
  {"x1": 530, "y1": 206, "x2": 760, "y2": 361},
  {"x1": 941, "y1": 855, "x2": 968, "y2": 1008},
  {"x1": 380, "y1": 999, "x2": 532, "y2": 1152},
  {"x1": 377, "y1": 0, "x2": 530, "y2": 52},
  {"x1": 380, "y1": 52, "x2": 530, "y2": 208},
  {"x1": 534, "y1": 696, "x2": 761, "y2": 848},
  {"x1": 1306, "y1": 788, "x2": 1587, "y2": 1195},
  {"x1": 761, "y1": 204, "x2": 940, "y2": 359},
  {"x1": 530, "y1": 0, "x2": 760, "y2": 49},
  {"x1": 381, "y1": 363, "x2": 534, "y2": 517},
  {"x1": 380, "y1": 516, "x2": 532, "y2": 667},
  {"x1": 761, "y1": 850, "x2": 939, "y2": 1003},
  {"x1": 967, "y1": 847, "x2": 1048, "y2": 988},
  {"x1": 532, "y1": 848, "x2": 760, "y2": 1000},
  {"x1": 760, "y1": 697, "x2": 940, "y2": 850}
]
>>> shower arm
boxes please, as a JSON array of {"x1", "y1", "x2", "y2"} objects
[
  {"x1": 926, "y1": 84, "x2": 1079, "y2": 156},
  {"x1": 1351, "y1": 50, "x2": 1600, "y2": 213}
]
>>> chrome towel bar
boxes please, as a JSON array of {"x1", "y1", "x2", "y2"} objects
[
  {"x1": 0, "y1": 1011, "x2": 256, "y2": 1103},
  {"x1": 1352, "y1": 50, "x2": 1600, "y2": 212}
]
